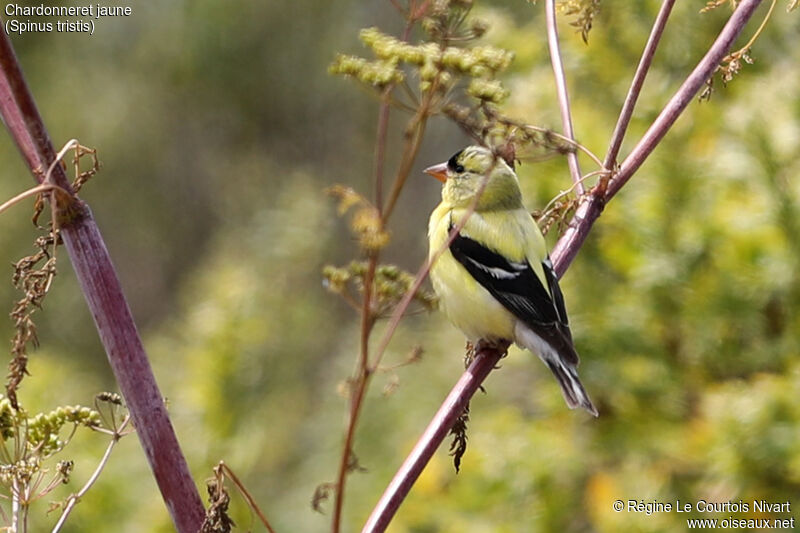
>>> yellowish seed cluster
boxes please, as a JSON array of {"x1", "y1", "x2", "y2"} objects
[
  {"x1": 26, "y1": 405, "x2": 101, "y2": 456},
  {"x1": 323, "y1": 262, "x2": 437, "y2": 314},
  {"x1": 330, "y1": 24, "x2": 513, "y2": 102},
  {"x1": 467, "y1": 79, "x2": 510, "y2": 103},
  {"x1": 328, "y1": 54, "x2": 403, "y2": 87}
]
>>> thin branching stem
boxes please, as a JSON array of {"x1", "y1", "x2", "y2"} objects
[
  {"x1": 43, "y1": 139, "x2": 84, "y2": 270},
  {"x1": 11, "y1": 480, "x2": 19, "y2": 533},
  {"x1": 0, "y1": 496, "x2": 9, "y2": 525},
  {"x1": 0, "y1": 140, "x2": 79, "y2": 230},
  {"x1": 374, "y1": 90, "x2": 392, "y2": 213},
  {"x1": 736, "y1": 0, "x2": 776, "y2": 53},
  {"x1": 217, "y1": 463, "x2": 277, "y2": 533},
  {"x1": 522, "y1": 125, "x2": 606, "y2": 170},
  {"x1": 605, "y1": 0, "x2": 764, "y2": 199},
  {"x1": 381, "y1": 48, "x2": 442, "y2": 222},
  {"x1": 381, "y1": 107, "x2": 431, "y2": 222},
  {"x1": 551, "y1": 0, "x2": 764, "y2": 277},
  {"x1": 545, "y1": 0, "x2": 584, "y2": 194},
  {"x1": 604, "y1": 0, "x2": 676, "y2": 169},
  {"x1": 332, "y1": 11, "x2": 431, "y2": 527},
  {"x1": 334, "y1": 85, "x2": 431, "y2": 533},
  {"x1": 51, "y1": 417, "x2": 130, "y2": 533},
  {"x1": 399, "y1": 80, "x2": 420, "y2": 108},
  {"x1": 539, "y1": 170, "x2": 601, "y2": 218},
  {"x1": 0, "y1": 184, "x2": 71, "y2": 218},
  {"x1": 332, "y1": 255, "x2": 377, "y2": 533}
]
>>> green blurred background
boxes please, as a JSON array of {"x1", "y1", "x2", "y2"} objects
[{"x1": 0, "y1": 1, "x2": 798, "y2": 531}]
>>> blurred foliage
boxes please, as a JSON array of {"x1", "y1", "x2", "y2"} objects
[{"x1": 0, "y1": 0, "x2": 797, "y2": 532}]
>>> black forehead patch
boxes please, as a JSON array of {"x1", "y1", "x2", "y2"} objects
[{"x1": 447, "y1": 150, "x2": 465, "y2": 172}]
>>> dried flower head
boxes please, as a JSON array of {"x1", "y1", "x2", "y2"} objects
[
  {"x1": 326, "y1": 186, "x2": 390, "y2": 252},
  {"x1": 558, "y1": 0, "x2": 603, "y2": 43}
]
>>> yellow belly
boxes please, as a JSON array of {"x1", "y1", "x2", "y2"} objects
[
  {"x1": 430, "y1": 254, "x2": 516, "y2": 342},
  {"x1": 428, "y1": 203, "x2": 516, "y2": 342}
]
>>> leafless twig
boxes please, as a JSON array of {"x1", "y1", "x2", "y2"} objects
[
  {"x1": 552, "y1": 0, "x2": 765, "y2": 277},
  {"x1": 51, "y1": 416, "x2": 132, "y2": 533},
  {"x1": 545, "y1": 0, "x2": 584, "y2": 194},
  {"x1": 604, "y1": 0, "x2": 676, "y2": 169}
]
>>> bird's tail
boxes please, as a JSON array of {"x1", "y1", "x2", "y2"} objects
[
  {"x1": 542, "y1": 358, "x2": 598, "y2": 417},
  {"x1": 514, "y1": 323, "x2": 598, "y2": 417}
]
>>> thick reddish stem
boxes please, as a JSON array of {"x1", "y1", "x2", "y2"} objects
[{"x1": 0, "y1": 31, "x2": 205, "y2": 533}]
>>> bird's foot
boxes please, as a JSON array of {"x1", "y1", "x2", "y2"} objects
[{"x1": 474, "y1": 338, "x2": 511, "y2": 358}]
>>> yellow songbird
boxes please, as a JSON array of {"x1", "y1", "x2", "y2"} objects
[{"x1": 426, "y1": 145, "x2": 597, "y2": 416}]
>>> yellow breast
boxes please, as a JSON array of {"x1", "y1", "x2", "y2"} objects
[{"x1": 427, "y1": 204, "x2": 516, "y2": 342}]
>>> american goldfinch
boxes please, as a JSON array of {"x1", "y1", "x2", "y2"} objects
[{"x1": 426, "y1": 145, "x2": 597, "y2": 416}]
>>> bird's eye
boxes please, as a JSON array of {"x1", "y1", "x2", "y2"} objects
[{"x1": 447, "y1": 150, "x2": 465, "y2": 173}]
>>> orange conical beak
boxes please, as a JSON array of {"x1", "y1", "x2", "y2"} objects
[{"x1": 423, "y1": 162, "x2": 448, "y2": 183}]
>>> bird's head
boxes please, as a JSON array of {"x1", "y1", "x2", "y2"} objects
[{"x1": 424, "y1": 146, "x2": 522, "y2": 211}]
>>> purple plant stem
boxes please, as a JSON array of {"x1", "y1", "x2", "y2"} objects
[
  {"x1": 604, "y1": 0, "x2": 676, "y2": 169},
  {"x1": 361, "y1": 344, "x2": 506, "y2": 533},
  {"x1": 0, "y1": 40, "x2": 57, "y2": 183},
  {"x1": 550, "y1": 194, "x2": 599, "y2": 278},
  {"x1": 0, "y1": 32, "x2": 205, "y2": 533},
  {"x1": 363, "y1": 0, "x2": 765, "y2": 529},
  {"x1": 552, "y1": 0, "x2": 763, "y2": 277},
  {"x1": 545, "y1": 0, "x2": 584, "y2": 194},
  {"x1": 605, "y1": 0, "x2": 763, "y2": 198}
]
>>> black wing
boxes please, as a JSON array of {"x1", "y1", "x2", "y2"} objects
[
  {"x1": 449, "y1": 230, "x2": 577, "y2": 362},
  {"x1": 542, "y1": 256, "x2": 573, "y2": 342}
]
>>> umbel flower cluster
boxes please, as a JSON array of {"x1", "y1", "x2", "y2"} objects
[
  {"x1": 329, "y1": 10, "x2": 513, "y2": 104},
  {"x1": 0, "y1": 396, "x2": 100, "y2": 457}
]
